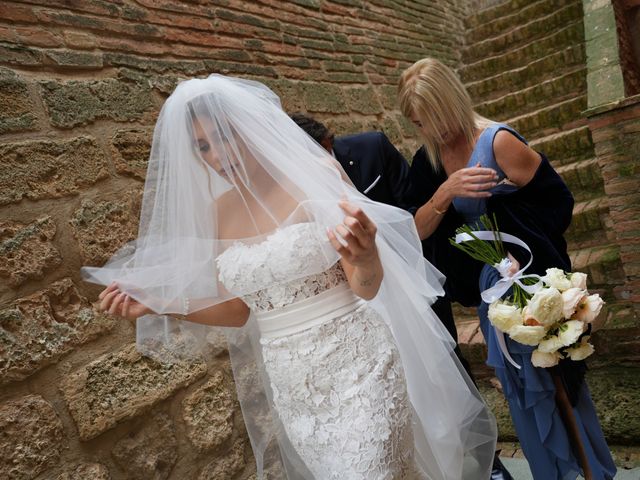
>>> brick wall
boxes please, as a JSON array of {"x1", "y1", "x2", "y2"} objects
[{"x1": 0, "y1": 1, "x2": 469, "y2": 478}]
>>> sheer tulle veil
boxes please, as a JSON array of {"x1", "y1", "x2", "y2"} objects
[{"x1": 82, "y1": 74, "x2": 497, "y2": 479}]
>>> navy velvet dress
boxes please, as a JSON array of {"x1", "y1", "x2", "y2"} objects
[{"x1": 408, "y1": 124, "x2": 616, "y2": 480}]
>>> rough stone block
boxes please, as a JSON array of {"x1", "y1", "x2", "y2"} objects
[
  {"x1": 45, "y1": 50, "x2": 103, "y2": 69},
  {"x1": 0, "y1": 67, "x2": 37, "y2": 134},
  {"x1": 302, "y1": 83, "x2": 349, "y2": 113},
  {"x1": 0, "y1": 278, "x2": 115, "y2": 385},
  {"x1": 70, "y1": 191, "x2": 142, "y2": 266},
  {"x1": 60, "y1": 343, "x2": 207, "y2": 440},
  {"x1": 344, "y1": 86, "x2": 383, "y2": 115},
  {"x1": 112, "y1": 413, "x2": 178, "y2": 480},
  {"x1": 260, "y1": 78, "x2": 305, "y2": 112},
  {"x1": 323, "y1": 117, "x2": 364, "y2": 136},
  {"x1": 587, "y1": 65, "x2": 626, "y2": 108},
  {"x1": 182, "y1": 369, "x2": 237, "y2": 451},
  {"x1": 376, "y1": 84, "x2": 398, "y2": 111},
  {"x1": 198, "y1": 437, "x2": 247, "y2": 480},
  {"x1": 0, "y1": 216, "x2": 62, "y2": 287},
  {"x1": 477, "y1": 381, "x2": 517, "y2": 442},
  {"x1": 39, "y1": 78, "x2": 154, "y2": 128},
  {"x1": 0, "y1": 43, "x2": 44, "y2": 66},
  {"x1": 587, "y1": 366, "x2": 640, "y2": 443},
  {"x1": 0, "y1": 395, "x2": 64, "y2": 480},
  {"x1": 56, "y1": 463, "x2": 111, "y2": 480},
  {"x1": 111, "y1": 128, "x2": 153, "y2": 180},
  {"x1": 0, "y1": 136, "x2": 109, "y2": 205}
]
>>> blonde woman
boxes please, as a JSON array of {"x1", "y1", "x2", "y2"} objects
[{"x1": 399, "y1": 58, "x2": 615, "y2": 480}]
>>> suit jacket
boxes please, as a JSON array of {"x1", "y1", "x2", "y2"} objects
[{"x1": 333, "y1": 131, "x2": 411, "y2": 210}]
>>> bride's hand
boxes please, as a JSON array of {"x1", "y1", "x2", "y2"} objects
[
  {"x1": 327, "y1": 201, "x2": 379, "y2": 268},
  {"x1": 98, "y1": 282, "x2": 153, "y2": 320}
]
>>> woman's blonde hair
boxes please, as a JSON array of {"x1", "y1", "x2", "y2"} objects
[{"x1": 398, "y1": 57, "x2": 492, "y2": 170}]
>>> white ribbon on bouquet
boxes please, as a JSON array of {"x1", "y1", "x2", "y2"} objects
[{"x1": 455, "y1": 231, "x2": 544, "y2": 370}]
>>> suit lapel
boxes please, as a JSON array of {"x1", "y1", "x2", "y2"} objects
[{"x1": 333, "y1": 139, "x2": 362, "y2": 190}]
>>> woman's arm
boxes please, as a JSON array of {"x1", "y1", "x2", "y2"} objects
[
  {"x1": 98, "y1": 283, "x2": 250, "y2": 327},
  {"x1": 492, "y1": 130, "x2": 541, "y2": 187},
  {"x1": 414, "y1": 166, "x2": 498, "y2": 240},
  {"x1": 327, "y1": 201, "x2": 383, "y2": 300}
]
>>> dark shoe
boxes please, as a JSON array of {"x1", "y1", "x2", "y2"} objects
[{"x1": 491, "y1": 453, "x2": 514, "y2": 480}]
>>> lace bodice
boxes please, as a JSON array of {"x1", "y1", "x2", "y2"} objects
[{"x1": 216, "y1": 223, "x2": 347, "y2": 312}]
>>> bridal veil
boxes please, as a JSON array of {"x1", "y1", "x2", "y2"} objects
[{"x1": 83, "y1": 74, "x2": 497, "y2": 479}]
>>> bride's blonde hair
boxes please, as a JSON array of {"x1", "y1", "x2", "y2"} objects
[{"x1": 398, "y1": 57, "x2": 493, "y2": 171}]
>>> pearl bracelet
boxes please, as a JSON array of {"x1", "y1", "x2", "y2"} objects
[{"x1": 182, "y1": 297, "x2": 190, "y2": 315}]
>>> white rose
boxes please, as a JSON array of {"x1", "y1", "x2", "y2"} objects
[
  {"x1": 525, "y1": 287, "x2": 564, "y2": 327},
  {"x1": 565, "y1": 337, "x2": 595, "y2": 361},
  {"x1": 570, "y1": 272, "x2": 588, "y2": 290},
  {"x1": 542, "y1": 268, "x2": 572, "y2": 291},
  {"x1": 537, "y1": 335, "x2": 564, "y2": 353},
  {"x1": 532, "y1": 349, "x2": 562, "y2": 368},
  {"x1": 557, "y1": 319, "x2": 585, "y2": 347},
  {"x1": 561, "y1": 287, "x2": 587, "y2": 319},
  {"x1": 508, "y1": 325, "x2": 547, "y2": 346},
  {"x1": 488, "y1": 302, "x2": 522, "y2": 332},
  {"x1": 573, "y1": 294, "x2": 604, "y2": 323}
]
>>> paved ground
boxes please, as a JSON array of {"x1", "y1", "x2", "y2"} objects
[{"x1": 499, "y1": 456, "x2": 640, "y2": 479}]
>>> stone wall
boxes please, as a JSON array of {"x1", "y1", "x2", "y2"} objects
[{"x1": 0, "y1": 1, "x2": 469, "y2": 478}]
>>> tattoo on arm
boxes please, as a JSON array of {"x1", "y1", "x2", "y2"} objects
[{"x1": 358, "y1": 272, "x2": 377, "y2": 287}]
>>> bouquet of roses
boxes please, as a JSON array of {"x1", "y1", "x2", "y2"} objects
[{"x1": 450, "y1": 215, "x2": 603, "y2": 368}]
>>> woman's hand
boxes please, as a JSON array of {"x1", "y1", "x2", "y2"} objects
[
  {"x1": 507, "y1": 252, "x2": 520, "y2": 276},
  {"x1": 98, "y1": 282, "x2": 153, "y2": 320},
  {"x1": 327, "y1": 201, "x2": 379, "y2": 267},
  {"x1": 441, "y1": 164, "x2": 498, "y2": 201}
]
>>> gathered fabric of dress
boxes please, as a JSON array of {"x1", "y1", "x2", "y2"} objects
[
  {"x1": 82, "y1": 74, "x2": 498, "y2": 480},
  {"x1": 456, "y1": 124, "x2": 616, "y2": 480}
]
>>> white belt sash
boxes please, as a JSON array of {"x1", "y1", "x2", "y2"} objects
[{"x1": 254, "y1": 283, "x2": 365, "y2": 339}]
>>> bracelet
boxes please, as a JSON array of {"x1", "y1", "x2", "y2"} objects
[
  {"x1": 431, "y1": 198, "x2": 448, "y2": 215},
  {"x1": 182, "y1": 297, "x2": 190, "y2": 315}
]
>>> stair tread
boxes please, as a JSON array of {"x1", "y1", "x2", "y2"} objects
[
  {"x1": 554, "y1": 156, "x2": 599, "y2": 174},
  {"x1": 475, "y1": 65, "x2": 586, "y2": 110},
  {"x1": 569, "y1": 244, "x2": 621, "y2": 270},
  {"x1": 467, "y1": 0, "x2": 576, "y2": 42},
  {"x1": 461, "y1": 21, "x2": 584, "y2": 82},
  {"x1": 463, "y1": 2, "x2": 580, "y2": 60},
  {"x1": 506, "y1": 94, "x2": 587, "y2": 136},
  {"x1": 529, "y1": 125, "x2": 590, "y2": 149}
]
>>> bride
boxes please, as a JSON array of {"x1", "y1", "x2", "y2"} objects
[{"x1": 86, "y1": 74, "x2": 497, "y2": 479}]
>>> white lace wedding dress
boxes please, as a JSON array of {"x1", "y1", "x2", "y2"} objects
[{"x1": 217, "y1": 222, "x2": 423, "y2": 480}]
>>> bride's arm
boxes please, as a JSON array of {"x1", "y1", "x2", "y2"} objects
[
  {"x1": 185, "y1": 299, "x2": 250, "y2": 327},
  {"x1": 327, "y1": 201, "x2": 383, "y2": 300},
  {"x1": 98, "y1": 283, "x2": 250, "y2": 327}
]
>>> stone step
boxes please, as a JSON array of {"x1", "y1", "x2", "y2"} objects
[
  {"x1": 463, "y1": 2, "x2": 583, "y2": 64},
  {"x1": 529, "y1": 126, "x2": 594, "y2": 166},
  {"x1": 508, "y1": 94, "x2": 587, "y2": 140},
  {"x1": 565, "y1": 197, "x2": 611, "y2": 248},
  {"x1": 475, "y1": 66, "x2": 586, "y2": 121},
  {"x1": 460, "y1": 21, "x2": 584, "y2": 84},
  {"x1": 468, "y1": 0, "x2": 546, "y2": 29},
  {"x1": 466, "y1": 45, "x2": 586, "y2": 103},
  {"x1": 555, "y1": 157, "x2": 605, "y2": 202},
  {"x1": 569, "y1": 243, "x2": 626, "y2": 290},
  {"x1": 466, "y1": 0, "x2": 578, "y2": 44}
]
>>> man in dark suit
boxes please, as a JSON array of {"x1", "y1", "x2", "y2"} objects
[{"x1": 290, "y1": 113, "x2": 411, "y2": 210}]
